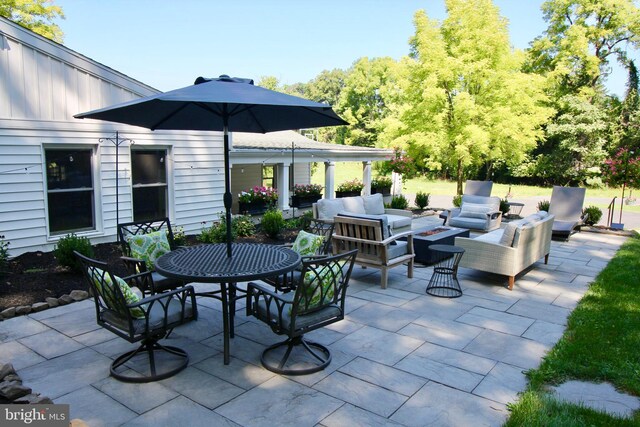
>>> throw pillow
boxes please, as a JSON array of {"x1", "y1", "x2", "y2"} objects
[
  {"x1": 511, "y1": 221, "x2": 531, "y2": 248},
  {"x1": 291, "y1": 230, "x2": 325, "y2": 256},
  {"x1": 459, "y1": 203, "x2": 492, "y2": 219},
  {"x1": 499, "y1": 222, "x2": 519, "y2": 246},
  {"x1": 126, "y1": 230, "x2": 171, "y2": 271},
  {"x1": 294, "y1": 260, "x2": 346, "y2": 314},
  {"x1": 316, "y1": 199, "x2": 344, "y2": 221},
  {"x1": 93, "y1": 268, "x2": 145, "y2": 319}
]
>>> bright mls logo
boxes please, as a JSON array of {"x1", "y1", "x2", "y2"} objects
[{"x1": 1, "y1": 405, "x2": 69, "y2": 426}]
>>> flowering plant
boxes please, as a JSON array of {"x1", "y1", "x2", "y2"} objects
[
  {"x1": 371, "y1": 176, "x2": 392, "y2": 189},
  {"x1": 603, "y1": 148, "x2": 640, "y2": 189},
  {"x1": 238, "y1": 186, "x2": 278, "y2": 204},
  {"x1": 337, "y1": 178, "x2": 364, "y2": 193},
  {"x1": 293, "y1": 183, "x2": 323, "y2": 197},
  {"x1": 379, "y1": 147, "x2": 417, "y2": 182}
]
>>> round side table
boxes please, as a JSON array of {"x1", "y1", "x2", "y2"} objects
[{"x1": 426, "y1": 244, "x2": 465, "y2": 298}]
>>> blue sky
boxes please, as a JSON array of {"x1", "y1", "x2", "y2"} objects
[{"x1": 55, "y1": 0, "x2": 630, "y2": 96}]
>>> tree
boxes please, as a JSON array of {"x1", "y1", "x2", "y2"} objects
[
  {"x1": 399, "y1": 0, "x2": 551, "y2": 193},
  {"x1": 304, "y1": 68, "x2": 348, "y2": 144},
  {"x1": 527, "y1": 0, "x2": 640, "y2": 98},
  {"x1": 0, "y1": 0, "x2": 64, "y2": 43}
]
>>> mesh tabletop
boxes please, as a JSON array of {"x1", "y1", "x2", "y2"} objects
[{"x1": 155, "y1": 243, "x2": 301, "y2": 283}]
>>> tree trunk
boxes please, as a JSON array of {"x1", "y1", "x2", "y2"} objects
[
  {"x1": 456, "y1": 159, "x2": 464, "y2": 195},
  {"x1": 485, "y1": 160, "x2": 493, "y2": 181}
]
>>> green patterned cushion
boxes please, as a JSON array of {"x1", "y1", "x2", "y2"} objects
[
  {"x1": 93, "y1": 269, "x2": 145, "y2": 319},
  {"x1": 291, "y1": 230, "x2": 325, "y2": 256},
  {"x1": 126, "y1": 230, "x2": 171, "y2": 270},
  {"x1": 294, "y1": 261, "x2": 346, "y2": 314}
]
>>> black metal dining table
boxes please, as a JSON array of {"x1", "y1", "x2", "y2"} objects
[{"x1": 155, "y1": 243, "x2": 301, "y2": 364}]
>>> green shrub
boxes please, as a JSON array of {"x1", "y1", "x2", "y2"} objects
[
  {"x1": 0, "y1": 235, "x2": 9, "y2": 277},
  {"x1": 261, "y1": 209, "x2": 285, "y2": 238},
  {"x1": 171, "y1": 225, "x2": 187, "y2": 246},
  {"x1": 198, "y1": 217, "x2": 237, "y2": 244},
  {"x1": 390, "y1": 194, "x2": 409, "y2": 210},
  {"x1": 537, "y1": 200, "x2": 550, "y2": 212},
  {"x1": 232, "y1": 215, "x2": 256, "y2": 237},
  {"x1": 453, "y1": 194, "x2": 462, "y2": 207},
  {"x1": 54, "y1": 233, "x2": 93, "y2": 272},
  {"x1": 415, "y1": 191, "x2": 430, "y2": 209},
  {"x1": 499, "y1": 198, "x2": 511, "y2": 215},
  {"x1": 582, "y1": 205, "x2": 603, "y2": 226}
]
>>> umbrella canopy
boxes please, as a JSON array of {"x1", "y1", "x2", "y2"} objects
[{"x1": 75, "y1": 75, "x2": 348, "y2": 257}]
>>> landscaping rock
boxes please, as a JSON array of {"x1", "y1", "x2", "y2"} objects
[
  {"x1": 58, "y1": 294, "x2": 73, "y2": 305},
  {"x1": 0, "y1": 380, "x2": 32, "y2": 400},
  {"x1": 0, "y1": 364, "x2": 16, "y2": 380},
  {"x1": 45, "y1": 297, "x2": 59, "y2": 308},
  {"x1": 3, "y1": 374, "x2": 20, "y2": 383},
  {"x1": 0, "y1": 307, "x2": 15, "y2": 319},
  {"x1": 70, "y1": 290, "x2": 89, "y2": 301},
  {"x1": 13, "y1": 393, "x2": 54, "y2": 404},
  {"x1": 31, "y1": 302, "x2": 49, "y2": 312},
  {"x1": 15, "y1": 305, "x2": 32, "y2": 315}
]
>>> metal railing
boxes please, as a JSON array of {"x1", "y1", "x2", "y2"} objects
[{"x1": 607, "y1": 197, "x2": 617, "y2": 227}]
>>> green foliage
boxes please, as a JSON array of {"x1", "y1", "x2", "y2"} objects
[
  {"x1": 171, "y1": 226, "x2": 187, "y2": 247},
  {"x1": 537, "y1": 199, "x2": 550, "y2": 212},
  {"x1": 499, "y1": 198, "x2": 511, "y2": 215},
  {"x1": 582, "y1": 205, "x2": 603, "y2": 226},
  {"x1": 198, "y1": 217, "x2": 237, "y2": 244},
  {"x1": 452, "y1": 194, "x2": 462, "y2": 208},
  {"x1": 414, "y1": 191, "x2": 430, "y2": 209},
  {"x1": 261, "y1": 209, "x2": 285, "y2": 239},
  {"x1": 337, "y1": 179, "x2": 364, "y2": 192},
  {"x1": 370, "y1": 176, "x2": 392, "y2": 189},
  {"x1": 54, "y1": 234, "x2": 93, "y2": 272},
  {"x1": 0, "y1": 0, "x2": 65, "y2": 42},
  {"x1": 0, "y1": 235, "x2": 9, "y2": 277},
  {"x1": 233, "y1": 215, "x2": 256, "y2": 237},
  {"x1": 390, "y1": 194, "x2": 409, "y2": 210},
  {"x1": 286, "y1": 211, "x2": 314, "y2": 231}
]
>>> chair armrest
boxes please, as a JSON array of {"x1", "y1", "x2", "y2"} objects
[
  {"x1": 384, "y1": 208, "x2": 412, "y2": 218},
  {"x1": 246, "y1": 281, "x2": 294, "y2": 332},
  {"x1": 128, "y1": 285, "x2": 198, "y2": 323},
  {"x1": 486, "y1": 210, "x2": 502, "y2": 219},
  {"x1": 332, "y1": 232, "x2": 411, "y2": 247},
  {"x1": 121, "y1": 256, "x2": 148, "y2": 273},
  {"x1": 446, "y1": 208, "x2": 462, "y2": 223}
]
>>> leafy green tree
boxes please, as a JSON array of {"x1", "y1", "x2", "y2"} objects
[
  {"x1": 399, "y1": 0, "x2": 551, "y2": 193},
  {"x1": 527, "y1": 0, "x2": 640, "y2": 98},
  {"x1": 304, "y1": 68, "x2": 348, "y2": 144},
  {"x1": 0, "y1": 0, "x2": 64, "y2": 42}
]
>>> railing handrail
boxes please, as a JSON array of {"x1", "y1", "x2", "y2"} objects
[{"x1": 607, "y1": 196, "x2": 617, "y2": 227}]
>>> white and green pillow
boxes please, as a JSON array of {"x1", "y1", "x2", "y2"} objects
[
  {"x1": 125, "y1": 230, "x2": 171, "y2": 270},
  {"x1": 294, "y1": 260, "x2": 346, "y2": 314},
  {"x1": 291, "y1": 230, "x2": 325, "y2": 256},
  {"x1": 93, "y1": 268, "x2": 145, "y2": 319}
]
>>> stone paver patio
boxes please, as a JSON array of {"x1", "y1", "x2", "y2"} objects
[{"x1": 0, "y1": 216, "x2": 630, "y2": 426}]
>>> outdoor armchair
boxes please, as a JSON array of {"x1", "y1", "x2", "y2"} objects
[
  {"x1": 331, "y1": 215, "x2": 414, "y2": 289},
  {"x1": 246, "y1": 250, "x2": 357, "y2": 375},
  {"x1": 117, "y1": 217, "x2": 185, "y2": 293},
  {"x1": 440, "y1": 180, "x2": 494, "y2": 223},
  {"x1": 548, "y1": 186, "x2": 587, "y2": 240},
  {"x1": 446, "y1": 195, "x2": 502, "y2": 232},
  {"x1": 75, "y1": 251, "x2": 197, "y2": 383}
]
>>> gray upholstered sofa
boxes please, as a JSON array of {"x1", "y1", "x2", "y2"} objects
[
  {"x1": 446, "y1": 195, "x2": 503, "y2": 231},
  {"x1": 454, "y1": 211, "x2": 555, "y2": 290},
  {"x1": 312, "y1": 193, "x2": 412, "y2": 232}
]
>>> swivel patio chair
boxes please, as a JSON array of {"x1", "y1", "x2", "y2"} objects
[
  {"x1": 548, "y1": 186, "x2": 587, "y2": 240},
  {"x1": 117, "y1": 217, "x2": 185, "y2": 294},
  {"x1": 246, "y1": 250, "x2": 357, "y2": 375},
  {"x1": 440, "y1": 180, "x2": 494, "y2": 223},
  {"x1": 75, "y1": 251, "x2": 198, "y2": 383},
  {"x1": 446, "y1": 195, "x2": 503, "y2": 232}
]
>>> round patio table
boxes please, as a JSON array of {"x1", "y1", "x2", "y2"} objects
[{"x1": 155, "y1": 243, "x2": 301, "y2": 365}]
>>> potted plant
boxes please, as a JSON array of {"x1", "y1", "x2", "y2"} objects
[
  {"x1": 238, "y1": 186, "x2": 278, "y2": 215},
  {"x1": 336, "y1": 179, "x2": 364, "y2": 198},
  {"x1": 291, "y1": 184, "x2": 323, "y2": 208},
  {"x1": 370, "y1": 176, "x2": 392, "y2": 195}
]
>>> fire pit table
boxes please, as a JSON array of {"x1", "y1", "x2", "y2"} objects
[{"x1": 400, "y1": 225, "x2": 470, "y2": 264}]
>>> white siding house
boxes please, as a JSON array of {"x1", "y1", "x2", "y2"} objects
[{"x1": 0, "y1": 17, "x2": 393, "y2": 256}]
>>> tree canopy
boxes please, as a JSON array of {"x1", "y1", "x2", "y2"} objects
[{"x1": 0, "y1": 0, "x2": 64, "y2": 42}]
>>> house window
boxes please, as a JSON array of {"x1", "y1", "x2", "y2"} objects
[
  {"x1": 262, "y1": 165, "x2": 276, "y2": 188},
  {"x1": 132, "y1": 149, "x2": 168, "y2": 221},
  {"x1": 45, "y1": 148, "x2": 95, "y2": 234}
]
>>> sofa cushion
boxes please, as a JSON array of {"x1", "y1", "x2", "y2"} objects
[
  {"x1": 342, "y1": 197, "x2": 366, "y2": 214},
  {"x1": 388, "y1": 240, "x2": 410, "y2": 259},
  {"x1": 498, "y1": 222, "x2": 519, "y2": 246},
  {"x1": 362, "y1": 193, "x2": 385, "y2": 215},
  {"x1": 474, "y1": 230, "x2": 504, "y2": 244},
  {"x1": 461, "y1": 195, "x2": 500, "y2": 211},
  {"x1": 316, "y1": 198, "x2": 345, "y2": 221},
  {"x1": 449, "y1": 216, "x2": 486, "y2": 229},
  {"x1": 386, "y1": 214, "x2": 412, "y2": 230},
  {"x1": 459, "y1": 202, "x2": 493, "y2": 219}
]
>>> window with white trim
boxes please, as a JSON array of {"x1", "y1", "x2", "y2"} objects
[
  {"x1": 131, "y1": 149, "x2": 168, "y2": 221},
  {"x1": 45, "y1": 148, "x2": 95, "y2": 234}
]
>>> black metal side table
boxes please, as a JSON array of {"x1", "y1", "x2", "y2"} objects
[{"x1": 426, "y1": 244, "x2": 465, "y2": 298}]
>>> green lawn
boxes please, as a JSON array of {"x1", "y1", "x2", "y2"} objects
[{"x1": 505, "y1": 235, "x2": 640, "y2": 426}]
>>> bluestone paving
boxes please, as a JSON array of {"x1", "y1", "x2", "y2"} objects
[
  {"x1": 551, "y1": 380, "x2": 640, "y2": 419},
  {"x1": 0, "y1": 230, "x2": 630, "y2": 426}
]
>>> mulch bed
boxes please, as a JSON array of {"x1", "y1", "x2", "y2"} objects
[{"x1": 0, "y1": 230, "x2": 298, "y2": 311}]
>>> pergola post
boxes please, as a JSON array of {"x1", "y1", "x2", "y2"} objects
[
  {"x1": 324, "y1": 161, "x2": 335, "y2": 199},
  {"x1": 362, "y1": 161, "x2": 372, "y2": 196}
]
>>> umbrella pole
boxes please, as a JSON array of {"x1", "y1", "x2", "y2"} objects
[{"x1": 223, "y1": 118, "x2": 233, "y2": 258}]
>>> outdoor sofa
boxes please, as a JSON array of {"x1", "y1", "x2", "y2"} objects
[
  {"x1": 454, "y1": 211, "x2": 555, "y2": 290},
  {"x1": 312, "y1": 193, "x2": 412, "y2": 233}
]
